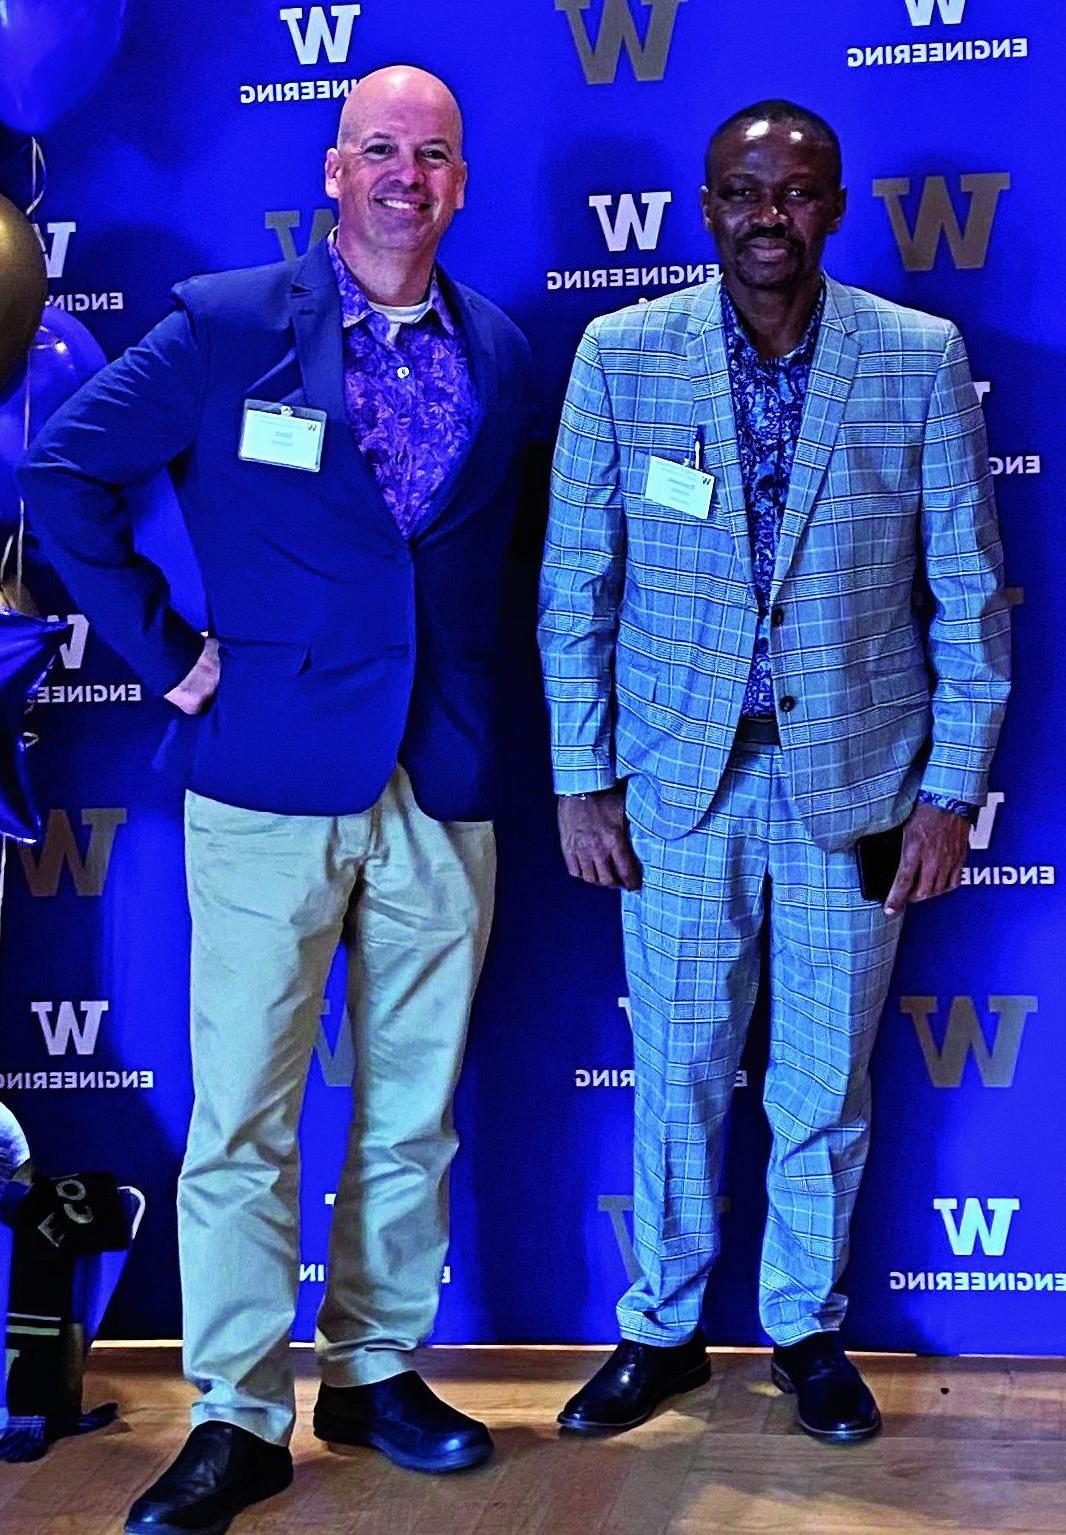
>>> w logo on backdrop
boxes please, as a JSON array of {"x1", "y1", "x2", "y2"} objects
[
  {"x1": 901, "y1": 995, "x2": 1037, "y2": 1088},
  {"x1": 265, "y1": 209, "x2": 333, "y2": 260},
  {"x1": 873, "y1": 173, "x2": 1010, "y2": 271},
  {"x1": 33, "y1": 221, "x2": 76, "y2": 281},
  {"x1": 279, "y1": 5, "x2": 359, "y2": 64},
  {"x1": 904, "y1": 0, "x2": 967, "y2": 23},
  {"x1": 589, "y1": 191, "x2": 672, "y2": 251},
  {"x1": 16, "y1": 809, "x2": 127, "y2": 897},
  {"x1": 556, "y1": 0, "x2": 688, "y2": 83},
  {"x1": 31, "y1": 1000, "x2": 109, "y2": 1057},
  {"x1": 934, "y1": 1197, "x2": 1019, "y2": 1257}
]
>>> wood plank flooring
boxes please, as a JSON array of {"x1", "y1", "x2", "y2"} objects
[{"x1": 2, "y1": 1346, "x2": 1065, "y2": 1534}]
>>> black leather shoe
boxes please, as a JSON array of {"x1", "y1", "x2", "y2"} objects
[
  {"x1": 313, "y1": 1371, "x2": 493, "y2": 1473},
  {"x1": 771, "y1": 1333, "x2": 882, "y2": 1443},
  {"x1": 124, "y1": 1421, "x2": 293, "y2": 1535},
  {"x1": 557, "y1": 1336, "x2": 710, "y2": 1435}
]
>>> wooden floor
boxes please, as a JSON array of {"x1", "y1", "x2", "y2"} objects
[{"x1": 2, "y1": 1346, "x2": 1066, "y2": 1534}]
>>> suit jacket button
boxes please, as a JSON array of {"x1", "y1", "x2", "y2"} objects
[
  {"x1": 771, "y1": 606, "x2": 785, "y2": 627},
  {"x1": 779, "y1": 694, "x2": 796, "y2": 713}
]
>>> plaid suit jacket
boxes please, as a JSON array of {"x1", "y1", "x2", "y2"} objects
[{"x1": 538, "y1": 275, "x2": 1010, "y2": 849}]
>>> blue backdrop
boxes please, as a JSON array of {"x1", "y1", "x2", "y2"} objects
[{"x1": 1, "y1": 0, "x2": 1062, "y2": 1354}]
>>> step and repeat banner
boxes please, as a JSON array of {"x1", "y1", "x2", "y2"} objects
[{"x1": 0, "y1": 0, "x2": 1062, "y2": 1353}]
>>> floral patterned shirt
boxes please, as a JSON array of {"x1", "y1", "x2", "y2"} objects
[
  {"x1": 328, "y1": 240, "x2": 478, "y2": 538},
  {"x1": 723, "y1": 283, "x2": 975, "y2": 822}
]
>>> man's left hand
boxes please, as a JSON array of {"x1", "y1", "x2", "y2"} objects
[{"x1": 883, "y1": 801, "x2": 971, "y2": 918}]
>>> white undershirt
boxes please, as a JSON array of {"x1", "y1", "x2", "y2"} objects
[{"x1": 367, "y1": 296, "x2": 432, "y2": 344}]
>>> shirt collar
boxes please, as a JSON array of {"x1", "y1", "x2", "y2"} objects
[
  {"x1": 327, "y1": 231, "x2": 455, "y2": 336},
  {"x1": 721, "y1": 279, "x2": 825, "y2": 368}
]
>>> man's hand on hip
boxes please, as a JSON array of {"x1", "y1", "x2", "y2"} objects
[
  {"x1": 164, "y1": 637, "x2": 220, "y2": 715},
  {"x1": 883, "y1": 800, "x2": 970, "y2": 917},
  {"x1": 558, "y1": 786, "x2": 642, "y2": 891}
]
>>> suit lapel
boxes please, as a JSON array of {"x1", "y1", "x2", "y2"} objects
[
  {"x1": 287, "y1": 242, "x2": 396, "y2": 529},
  {"x1": 411, "y1": 271, "x2": 501, "y2": 537},
  {"x1": 684, "y1": 279, "x2": 753, "y2": 587},
  {"x1": 771, "y1": 275, "x2": 860, "y2": 595}
]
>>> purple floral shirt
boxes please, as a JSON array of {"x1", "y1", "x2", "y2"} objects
[{"x1": 328, "y1": 241, "x2": 478, "y2": 538}]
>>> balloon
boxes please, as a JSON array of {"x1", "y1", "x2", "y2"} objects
[
  {"x1": 0, "y1": 305, "x2": 107, "y2": 534},
  {"x1": 0, "y1": 609, "x2": 68, "y2": 842},
  {"x1": 0, "y1": 0, "x2": 127, "y2": 136},
  {"x1": 0, "y1": 193, "x2": 45, "y2": 391}
]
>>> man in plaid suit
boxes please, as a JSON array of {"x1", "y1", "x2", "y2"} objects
[{"x1": 538, "y1": 101, "x2": 1009, "y2": 1442}]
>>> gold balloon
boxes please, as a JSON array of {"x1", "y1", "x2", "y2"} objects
[{"x1": 0, "y1": 193, "x2": 46, "y2": 391}]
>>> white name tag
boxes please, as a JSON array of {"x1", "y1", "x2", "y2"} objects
[
  {"x1": 239, "y1": 400, "x2": 326, "y2": 473},
  {"x1": 644, "y1": 455, "x2": 716, "y2": 519}
]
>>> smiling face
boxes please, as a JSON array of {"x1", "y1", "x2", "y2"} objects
[
  {"x1": 325, "y1": 68, "x2": 467, "y2": 266},
  {"x1": 700, "y1": 117, "x2": 845, "y2": 295}
]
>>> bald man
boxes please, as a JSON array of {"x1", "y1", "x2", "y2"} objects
[{"x1": 20, "y1": 66, "x2": 532, "y2": 1534}]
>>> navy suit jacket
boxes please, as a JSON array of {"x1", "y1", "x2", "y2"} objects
[{"x1": 19, "y1": 241, "x2": 533, "y2": 819}]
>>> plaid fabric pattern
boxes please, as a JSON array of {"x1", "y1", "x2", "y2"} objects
[
  {"x1": 538, "y1": 275, "x2": 1010, "y2": 851},
  {"x1": 618, "y1": 740, "x2": 903, "y2": 1345}
]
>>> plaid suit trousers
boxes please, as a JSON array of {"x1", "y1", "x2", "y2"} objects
[{"x1": 617, "y1": 738, "x2": 903, "y2": 1347}]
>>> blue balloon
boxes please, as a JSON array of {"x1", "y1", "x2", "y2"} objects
[
  {"x1": 0, "y1": 305, "x2": 107, "y2": 533},
  {"x1": 0, "y1": 0, "x2": 127, "y2": 135}
]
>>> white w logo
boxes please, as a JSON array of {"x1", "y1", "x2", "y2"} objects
[
  {"x1": 934, "y1": 1197, "x2": 1019, "y2": 1257},
  {"x1": 588, "y1": 191, "x2": 672, "y2": 252},
  {"x1": 904, "y1": 0, "x2": 967, "y2": 23},
  {"x1": 46, "y1": 613, "x2": 89, "y2": 671},
  {"x1": 969, "y1": 790, "x2": 1004, "y2": 852},
  {"x1": 31, "y1": 1000, "x2": 109, "y2": 1057},
  {"x1": 278, "y1": 5, "x2": 360, "y2": 64},
  {"x1": 33, "y1": 221, "x2": 76, "y2": 281}
]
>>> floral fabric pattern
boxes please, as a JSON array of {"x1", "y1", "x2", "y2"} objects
[
  {"x1": 329, "y1": 241, "x2": 478, "y2": 538},
  {"x1": 723, "y1": 283, "x2": 823, "y2": 719},
  {"x1": 722, "y1": 284, "x2": 974, "y2": 822}
]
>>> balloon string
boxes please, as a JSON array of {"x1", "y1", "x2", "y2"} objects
[
  {"x1": 25, "y1": 139, "x2": 46, "y2": 218},
  {"x1": 0, "y1": 835, "x2": 6, "y2": 950}
]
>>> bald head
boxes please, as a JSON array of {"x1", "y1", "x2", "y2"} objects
[
  {"x1": 325, "y1": 63, "x2": 468, "y2": 302},
  {"x1": 338, "y1": 66, "x2": 463, "y2": 152}
]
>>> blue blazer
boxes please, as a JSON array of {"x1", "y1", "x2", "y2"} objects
[{"x1": 19, "y1": 242, "x2": 533, "y2": 819}]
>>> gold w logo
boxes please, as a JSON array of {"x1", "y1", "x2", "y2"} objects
[
  {"x1": 17, "y1": 809, "x2": 127, "y2": 897},
  {"x1": 555, "y1": 0, "x2": 688, "y2": 84},
  {"x1": 901, "y1": 994, "x2": 1037, "y2": 1088},
  {"x1": 873, "y1": 173, "x2": 1010, "y2": 271}
]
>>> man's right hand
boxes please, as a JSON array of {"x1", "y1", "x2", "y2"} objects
[
  {"x1": 557, "y1": 785, "x2": 642, "y2": 891},
  {"x1": 164, "y1": 637, "x2": 220, "y2": 715}
]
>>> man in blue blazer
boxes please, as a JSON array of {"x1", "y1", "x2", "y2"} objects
[
  {"x1": 21, "y1": 66, "x2": 531, "y2": 1535},
  {"x1": 540, "y1": 102, "x2": 1009, "y2": 1443}
]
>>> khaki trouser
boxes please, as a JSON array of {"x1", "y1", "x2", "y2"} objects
[{"x1": 179, "y1": 767, "x2": 496, "y2": 1445}]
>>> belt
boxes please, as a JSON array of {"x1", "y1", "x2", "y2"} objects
[{"x1": 736, "y1": 714, "x2": 781, "y2": 746}]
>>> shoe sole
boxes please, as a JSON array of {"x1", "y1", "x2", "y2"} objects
[
  {"x1": 557, "y1": 1358, "x2": 711, "y2": 1436},
  {"x1": 312, "y1": 1416, "x2": 493, "y2": 1474},
  {"x1": 770, "y1": 1361, "x2": 883, "y2": 1443},
  {"x1": 123, "y1": 1467, "x2": 292, "y2": 1535}
]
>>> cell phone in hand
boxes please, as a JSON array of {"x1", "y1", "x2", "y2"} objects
[{"x1": 855, "y1": 824, "x2": 906, "y2": 905}]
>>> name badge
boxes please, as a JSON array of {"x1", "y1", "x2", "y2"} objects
[
  {"x1": 239, "y1": 400, "x2": 326, "y2": 473},
  {"x1": 644, "y1": 454, "x2": 715, "y2": 520}
]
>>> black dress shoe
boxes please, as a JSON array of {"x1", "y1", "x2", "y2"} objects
[
  {"x1": 313, "y1": 1371, "x2": 492, "y2": 1473},
  {"x1": 124, "y1": 1421, "x2": 293, "y2": 1535},
  {"x1": 771, "y1": 1333, "x2": 882, "y2": 1443},
  {"x1": 557, "y1": 1336, "x2": 710, "y2": 1435}
]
